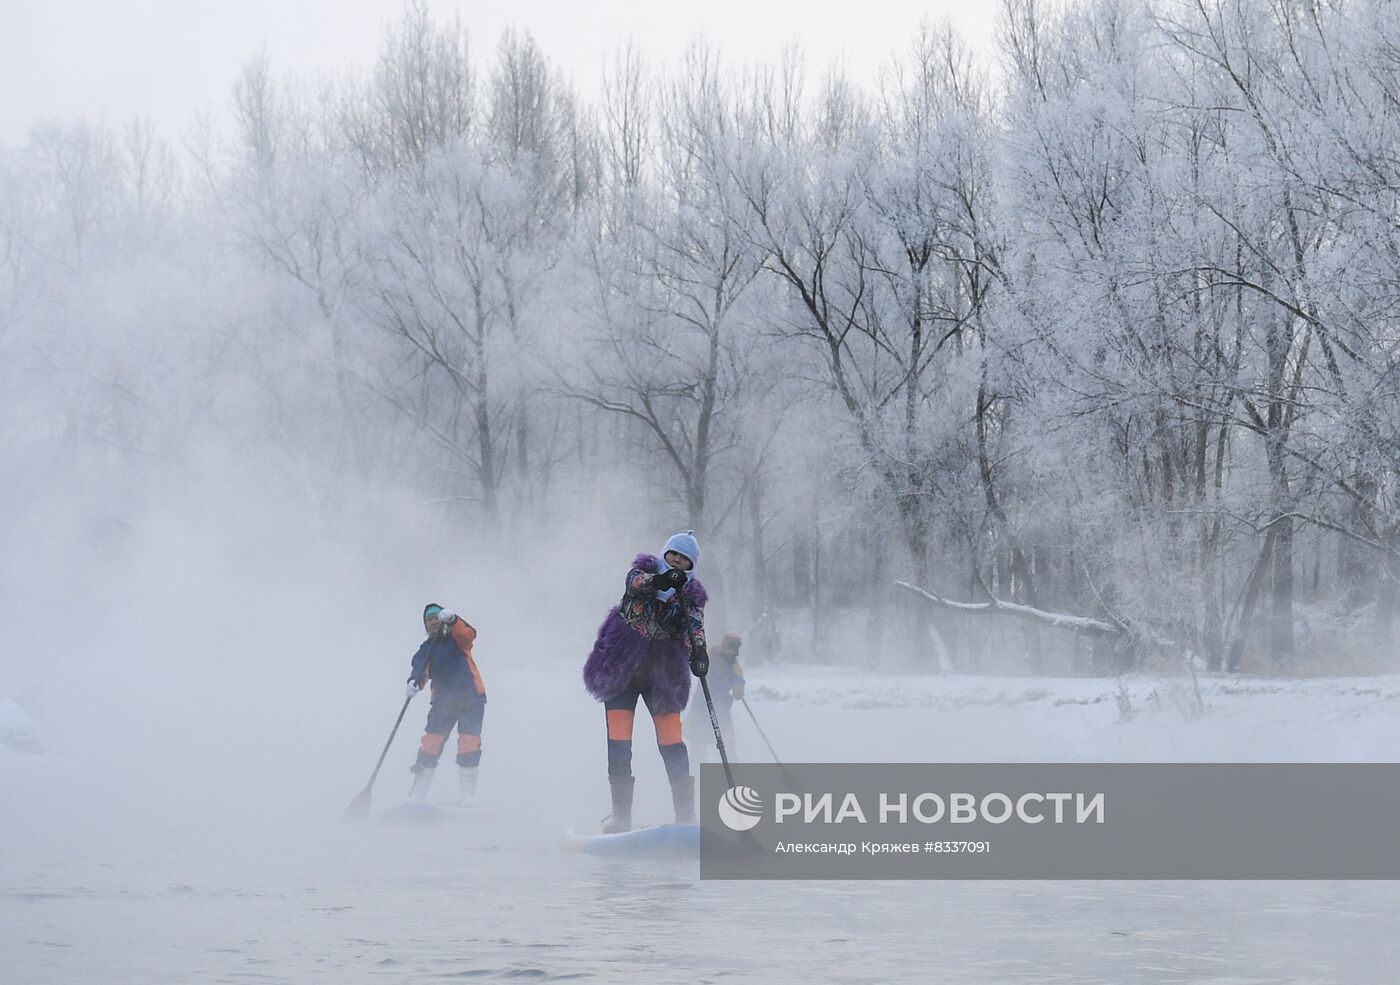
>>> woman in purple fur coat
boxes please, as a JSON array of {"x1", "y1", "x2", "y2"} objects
[{"x1": 583, "y1": 531, "x2": 710, "y2": 832}]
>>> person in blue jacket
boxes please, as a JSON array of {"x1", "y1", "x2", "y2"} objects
[{"x1": 404, "y1": 603, "x2": 487, "y2": 803}]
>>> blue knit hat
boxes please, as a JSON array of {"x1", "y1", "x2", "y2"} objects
[{"x1": 662, "y1": 530, "x2": 700, "y2": 568}]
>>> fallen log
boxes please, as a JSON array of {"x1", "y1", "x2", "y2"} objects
[{"x1": 894, "y1": 580, "x2": 1122, "y2": 637}]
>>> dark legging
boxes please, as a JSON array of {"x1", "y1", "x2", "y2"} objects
[{"x1": 604, "y1": 677, "x2": 689, "y2": 779}]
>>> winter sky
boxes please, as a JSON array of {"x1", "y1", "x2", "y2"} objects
[{"x1": 1, "y1": 0, "x2": 999, "y2": 144}]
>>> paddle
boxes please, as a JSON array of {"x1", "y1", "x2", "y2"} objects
[
  {"x1": 740, "y1": 696, "x2": 783, "y2": 765},
  {"x1": 673, "y1": 580, "x2": 735, "y2": 789},
  {"x1": 344, "y1": 695, "x2": 414, "y2": 820}
]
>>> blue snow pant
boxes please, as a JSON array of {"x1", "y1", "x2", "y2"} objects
[{"x1": 413, "y1": 690, "x2": 486, "y2": 771}]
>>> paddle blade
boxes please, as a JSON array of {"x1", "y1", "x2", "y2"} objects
[{"x1": 343, "y1": 785, "x2": 373, "y2": 820}]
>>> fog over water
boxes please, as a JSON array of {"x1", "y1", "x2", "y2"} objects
[{"x1": 5, "y1": 1, "x2": 1400, "y2": 981}]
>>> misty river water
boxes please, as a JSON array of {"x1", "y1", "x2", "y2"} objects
[
  {"x1": 5, "y1": 804, "x2": 1398, "y2": 984},
  {"x1": 8, "y1": 664, "x2": 1400, "y2": 983}
]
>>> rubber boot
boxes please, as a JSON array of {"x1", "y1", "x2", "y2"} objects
[
  {"x1": 458, "y1": 766, "x2": 478, "y2": 803},
  {"x1": 670, "y1": 774, "x2": 695, "y2": 824},
  {"x1": 603, "y1": 776, "x2": 634, "y2": 834},
  {"x1": 408, "y1": 765, "x2": 435, "y2": 803}
]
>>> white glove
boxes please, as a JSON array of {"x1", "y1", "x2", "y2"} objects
[
  {"x1": 436, "y1": 609, "x2": 458, "y2": 625},
  {"x1": 405, "y1": 681, "x2": 422, "y2": 698}
]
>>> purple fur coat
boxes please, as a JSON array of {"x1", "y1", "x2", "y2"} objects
[{"x1": 583, "y1": 553, "x2": 708, "y2": 715}]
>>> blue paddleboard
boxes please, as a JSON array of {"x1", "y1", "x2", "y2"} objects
[{"x1": 564, "y1": 823, "x2": 700, "y2": 854}]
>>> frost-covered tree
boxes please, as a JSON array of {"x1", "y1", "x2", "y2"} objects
[{"x1": 567, "y1": 46, "x2": 766, "y2": 537}]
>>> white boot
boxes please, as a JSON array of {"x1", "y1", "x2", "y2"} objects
[
  {"x1": 408, "y1": 766, "x2": 435, "y2": 803},
  {"x1": 458, "y1": 766, "x2": 478, "y2": 803}
]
